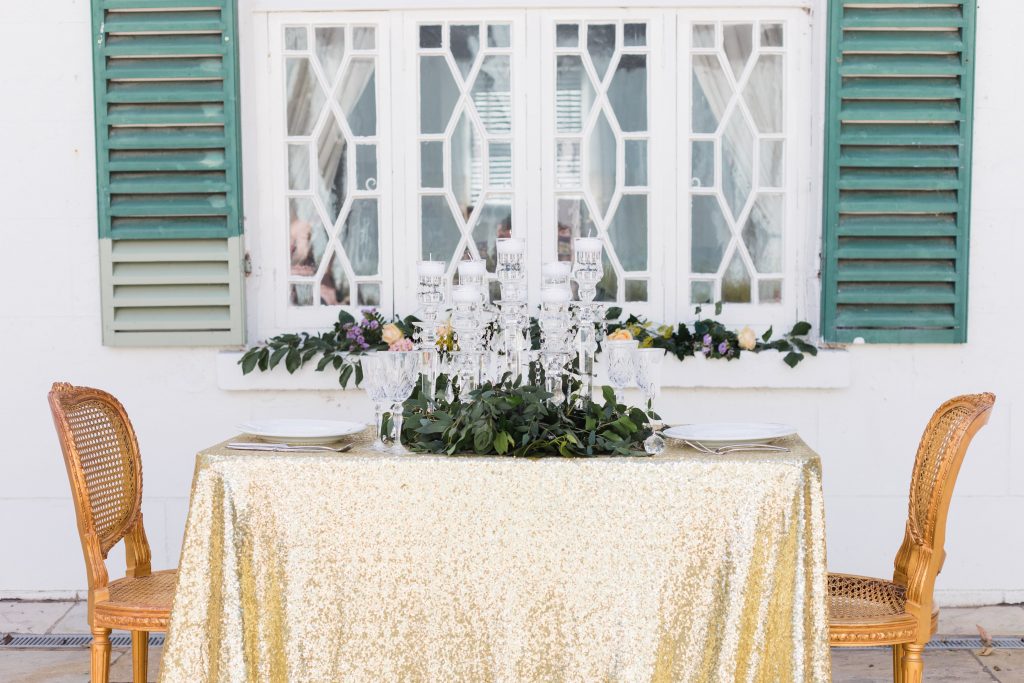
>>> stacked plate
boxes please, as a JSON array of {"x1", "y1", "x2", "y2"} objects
[
  {"x1": 661, "y1": 423, "x2": 796, "y2": 447},
  {"x1": 236, "y1": 419, "x2": 365, "y2": 445}
]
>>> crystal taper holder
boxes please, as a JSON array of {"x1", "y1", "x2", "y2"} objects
[
  {"x1": 538, "y1": 286, "x2": 572, "y2": 405},
  {"x1": 495, "y1": 238, "x2": 528, "y2": 379},
  {"x1": 571, "y1": 237, "x2": 604, "y2": 405},
  {"x1": 415, "y1": 260, "x2": 446, "y2": 407},
  {"x1": 451, "y1": 284, "x2": 485, "y2": 398}
]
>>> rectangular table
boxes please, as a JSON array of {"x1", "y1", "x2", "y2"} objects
[{"x1": 160, "y1": 435, "x2": 830, "y2": 682}]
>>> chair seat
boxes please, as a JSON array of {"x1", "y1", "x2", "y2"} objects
[
  {"x1": 94, "y1": 569, "x2": 176, "y2": 631},
  {"x1": 828, "y1": 572, "x2": 938, "y2": 646}
]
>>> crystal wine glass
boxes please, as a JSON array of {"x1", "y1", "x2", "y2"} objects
[
  {"x1": 605, "y1": 339, "x2": 639, "y2": 406},
  {"x1": 360, "y1": 354, "x2": 391, "y2": 452},
  {"x1": 379, "y1": 350, "x2": 421, "y2": 454},
  {"x1": 636, "y1": 348, "x2": 666, "y2": 455}
]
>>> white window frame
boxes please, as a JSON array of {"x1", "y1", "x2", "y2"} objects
[{"x1": 242, "y1": 1, "x2": 822, "y2": 340}]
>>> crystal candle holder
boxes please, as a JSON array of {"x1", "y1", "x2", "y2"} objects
[{"x1": 416, "y1": 260, "x2": 447, "y2": 407}]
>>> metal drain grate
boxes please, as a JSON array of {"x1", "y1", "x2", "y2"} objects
[
  {"x1": 0, "y1": 632, "x2": 165, "y2": 649},
  {"x1": 927, "y1": 637, "x2": 1024, "y2": 650}
]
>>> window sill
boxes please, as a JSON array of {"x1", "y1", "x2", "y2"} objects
[{"x1": 216, "y1": 348, "x2": 850, "y2": 391}]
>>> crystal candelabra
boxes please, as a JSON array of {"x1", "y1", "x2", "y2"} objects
[{"x1": 416, "y1": 236, "x2": 608, "y2": 407}]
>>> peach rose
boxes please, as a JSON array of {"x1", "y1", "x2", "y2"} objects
[
  {"x1": 381, "y1": 323, "x2": 404, "y2": 345},
  {"x1": 737, "y1": 326, "x2": 757, "y2": 351},
  {"x1": 389, "y1": 338, "x2": 415, "y2": 352},
  {"x1": 607, "y1": 328, "x2": 634, "y2": 341}
]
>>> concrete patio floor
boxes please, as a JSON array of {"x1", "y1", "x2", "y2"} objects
[{"x1": 1, "y1": 601, "x2": 1021, "y2": 682}]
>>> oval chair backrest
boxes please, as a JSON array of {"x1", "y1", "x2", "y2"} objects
[
  {"x1": 894, "y1": 392, "x2": 995, "y2": 627},
  {"x1": 907, "y1": 393, "x2": 995, "y2": 551},
  {"x1": 48, "y1": 383, "x2": 143, "y2": 561}
]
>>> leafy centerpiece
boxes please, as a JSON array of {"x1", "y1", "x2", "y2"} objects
[{"x1": 397, "y1": 374, "x2": 657, "y2": 457}]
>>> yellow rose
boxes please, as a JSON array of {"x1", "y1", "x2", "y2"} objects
[
  {"x1": 737, "y1": 325, "x2": 757, "y2": 351},
  {"x1": 607, "y1": 328, "x2": 634, "y2": 341},
  {"x1": 381, "y1": 323, "x2": 404, "y2": 345}
]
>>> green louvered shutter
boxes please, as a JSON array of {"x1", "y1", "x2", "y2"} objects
[
  {"x1": 821, "y1": 0, "x2": 977, "y2": 343},
  {"x1": 92, "y1": 0, "x2": 245, "y2": 346}
]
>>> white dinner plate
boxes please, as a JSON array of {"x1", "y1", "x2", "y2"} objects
[
  {"x1": 236, "y1": 419, "x2": 366, "y2": 445},
  {"x1": 662, "y1": 422, "x2": 797, "y2": 447}
]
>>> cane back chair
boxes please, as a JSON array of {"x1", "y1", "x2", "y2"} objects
[
  {"x1": 828, "y1": 392, "x2": 995, "y2": 683},
  {"x1": 48, "y1": 382, "x2": 176, "y2": 683}
]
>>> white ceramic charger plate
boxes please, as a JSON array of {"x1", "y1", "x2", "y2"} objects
[
  {"x1": 662, "y1": 422, "x2": 797, "y2": 447},
  {"x1": 236, "y1": 419, "x2": 365, "y2": 445}
]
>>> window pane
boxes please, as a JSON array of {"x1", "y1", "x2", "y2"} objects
[
  {"x1": 420, "y1": 141, "x2": 443, "y2": 188},
  {"x1": 587, "y1": 111, "x2": 617, "y2": 219},
  {"x1": 421, "y1": 196, "x2": 461, "y2": 262},
  {"x1": 722, "y1": 23, "x2": 753, "y2": 79},
  {"x1": 288, "y1": 144, "x2": 310, "y2": 190},
  {"x1": 586, "y1": 24, "x2": 615, "y2": 81},
  {"x1": 692, "y1": 24, "x2": 715, "y2": 48},
  {"x1": 759, "y1": 139, "x2": 783, "y2": 187},
  {"x1": 608, "y1": 55, "x2": 647, "y2": 133},
  {"x1": 691, "y1": 140, "x2": 714, "y2": 188},
  {"x1": 556, "y1": 24, "x2": 578, "y2": 48},
  {"x1": 289, "y1": 197, "x2": 328, "y2": 276},
  {"x1": 285, "y1": 26, "x2": 307, "y2": 51},
  {"x1": 472, "y1": 56, "x2": 512, "y2": 135},
  {"x1": 556, "y1": 56, "x2": 596, "y2": 133},
  {"x1": 285, "y1": 58, "x2": 324, "y2": 136},
  {"x1": 451, "y1": 111, "x2": 484, "y2": 221},
  {"x1": 624, "y1": 23, "x2": 646, "y2": 47},
  {"x1": 420, "y1": 56, "x2": 459, "y2": 134},
  {"x1": 450, "y1": 24, "x2": 480, "y2": 80},
  {"x1": 625, "y1": 140, "x2": 647, "y2": 187},
  {"x1": 316, "y1": 112, "x2": 347, "y2": 225},
  {"x1": 320, "y1": 253, "x2": 350, "y2": 305},
  {"x1": 314, "y1": 27, "x2": 346, "y2": 84},
  {"x1": 356, "y1": 145, "x2": 377, "y2": 191},
  {"x1": 353, "y1": 26, "x2": 375, "y2": 50},
  {"x1": 488, "y1": 142, "x2": 512, "y2": 189},
  {"x1": 341, "y1": 198, "x2": 379, "y2": 276},
  {"x1": 722, "y1": 251, "x2": 751, "y2": 303},
  {"x1": 419, "y1": 24, "x2": 442, "y2": 48},
  {"x1": 338, "y1": 58, "x2": 376, "y2": 136},
  {"x1": 741, "y1": 194, "x2": 783, "y2": 273},
  {"x1": 608, "y1": 194, "x2": 648, "y2": 271},
  {"x1": 487, "y1": 24, "x2": 510, "y2": 48},
  {"x1": 556, "y1": 140, "x2": 581, "y2": 188}
]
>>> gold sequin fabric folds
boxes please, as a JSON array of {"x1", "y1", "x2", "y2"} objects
[{"x1": 160, "y1": 436, "x2": 830, "y2": 683}]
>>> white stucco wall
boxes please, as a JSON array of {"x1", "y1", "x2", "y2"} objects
[{"x1": 0, "y1": 0, "x2": 1020, "y2": 605}]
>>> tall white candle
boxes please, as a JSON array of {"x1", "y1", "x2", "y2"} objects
[
  {"x1": 417, "y1": 260, "x2": 445, "y2": 277},
  {"x1": 451, "y1": 285, "x2": 479, "y2": 304},
  {"x1": 542, "y1": 261, "x2": 571, "y2": 278},
  {"x1": 574, "y1": 237, "x2": 603, "y2": 254},
  {"x1": 496, "y1": 237, "x2": 526, "y2": 255},
  {"x1": 458, "y1": 260, "x2": 487, "y2": 278},
  {"x1": 540, "y1": 287, "x2": 571, "y2": 304}
]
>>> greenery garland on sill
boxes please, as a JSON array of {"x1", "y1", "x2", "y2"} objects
[{"x1": 238, "y1": 304, "x2": 817, "y2": 388}]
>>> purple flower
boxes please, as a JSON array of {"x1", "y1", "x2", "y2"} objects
[
  {"x1": 367, "y1": 320, "x2": 380, "y2": 330},
  {"x1": 717, "y1": 341, "x2": 729, "y2": 355},
  {"x1": 702, "y1": 334, "x2": 713, "y2": 346}
]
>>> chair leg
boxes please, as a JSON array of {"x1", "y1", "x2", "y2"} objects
[
  {"x1": 892, "y1": 644, "x2": 905, "y2": 683},
  {"x1": 901, "y1": 643, "x2": 925, "y2": 683},
  {"x1": 132, "y1": 630, "x2": 149, "y2": 683},
  {"x1": 91, "y1": 627, "x2": 111, "y2": 683}
]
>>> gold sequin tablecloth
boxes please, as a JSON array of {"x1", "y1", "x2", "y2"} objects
[{"x1": 160, "y1": 436, "x2": 829, "y2": 682}]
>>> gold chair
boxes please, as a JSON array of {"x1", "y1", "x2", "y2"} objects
[
  {"x1": 828, "y1": 392, "x2": 995, "y2": 683},
  {"x1": 48, "y1": 382, "x2": 176, "y2": 683}
]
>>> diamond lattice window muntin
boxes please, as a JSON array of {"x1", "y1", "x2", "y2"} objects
[
  {"x1": 552, "y1": 21, "x2": 651, "y2": 304},
  {"x1": 688, "y1": 20, "x2": 786, "y2": 307},
  {"x1": 416, "y1": 22, "x2": 515, "y2": 288},
  {"x1": 282, "y1": 23, "x2": 384, "y2": 309}
]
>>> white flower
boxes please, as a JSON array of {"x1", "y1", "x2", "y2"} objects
[{"x1": 737, "y1": 326, "x2": 757, "y2": 351}]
